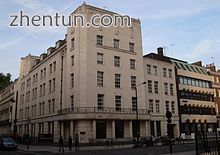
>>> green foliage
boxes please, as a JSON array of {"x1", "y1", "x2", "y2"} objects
[{"x1": 0, "y1": 73, "x2": 12, "y2": 91}]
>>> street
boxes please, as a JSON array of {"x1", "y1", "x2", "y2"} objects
[{"x1": 0, "y1": 143, "x2": 195, "y2": 155}]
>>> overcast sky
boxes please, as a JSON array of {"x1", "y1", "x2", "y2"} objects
[{"x1": 0, "y1": 0, "x2": 220, "y2": 79}]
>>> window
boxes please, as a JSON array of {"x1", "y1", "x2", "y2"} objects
[
  {"x1": 164, "y1": 83, "x2": 168, "y2": 95},
  {"x1": 130, "y1": 59, "x2": 136, "y2": 69},
  {"x1": 154, "y1": 81, "x2": 159, "y2": 94},
  {"x1": 148, "y1": 80, "x2": 152, "y2": 93},
  {"x1": 114, "y1": 56, "x2": 120, "y2": 67},
  {"x1": 97, "y1": 53, "x2": 104, "y2": 64},
  {"x1": 52, "y1": 99, "x2": 55, "y2": 113},
  {"x1": 170, "y1": 84, "x2": 174, "y2": 95},
  {"x1": 156, "y1": 100, "x2": 160, "y2": 113},
  {"x1": 132, "y1": 97, "x2": 137, "y2": 111},
  {"x1": 40, "y1": 85, "x2": 42, "y2": 97},
  {"x1": 36, "y1": 73, "x2": 38, "y2": 82},
  {"x1": 49, "y1": 64, "x2": 52, "y2": 74},
  {"x1": 71, "y1": 55, "x2": 74, "y2": 66},
  {"x1": 147, "y1": 65, "x2": 151, "y2": 74},
  {"x1": 43, "y1": 68, "x2": 47, "y2": 78},
  {"x1": 42, "y1": 102, "x2": 45, "y2": 115},
  {"x1": 97, "y1": 94, "x2": 104, "y2": 110},
  {"x1": 97, "y1": 71, "x2": 104, "y2": 87},
  {"x1": 163, "y1": 68, "x2": 167, "y2": 77},
  {"x1": 131, "y1": 76, "x2": 136, "y2": 89},
  {"x1": 43, "y1": 68, "x2": 46, "y2": 77},
  {"x1": 52, "y1": 78, "x2": 55, "y2": 92},
  {"x1": 49, "y1": 80, "x2": 51, "y2": 93},
  {"x1": 71, "y1": 73, "x2": 74, "y2": 88},
  {"x1": 71, "y1": 38, "x2": 75, "y2": 48},
  {"x1": 40, "y1": 70, "x2": 43, "y2": 79},
  {"x1": 115, "y1": 95, "x2": 121, "y2": 111},
  {"x1": 48, "y1": 100, "x2": 51, "y2": 114},
  {"x1": 53, "y1": 61, "x2": 56, "y2": 72},
  {"x1": 70, "y1": 95, "x2": 74, "y2": 110},
  {"x1": 97, "y1": 35, "x2": 103, "y2": 46},
  {"x1": 168, "y1": 69, "x2": 172, "y2": 78},
  {"x1": 129, "y1": 42, "x2": 134, "y2": 52},
  {"x1": 149, "y1": 100, "x2": 153, "y2": 112},
  {"x1": 165, "y1": 101, "x2": 169, "y2": 112},
  {"x1": 153, "y1": 66, "x2": 157, "y2": 75},
  {"x1": 43, "y1": 83, "x2": 45, "y2": 96},
  {"x1": 171, "y1": 101, "x2": 175, "y2": 114},
  {"x1": 115, "y1": 74, "x2": 121, "y2": 88},
  {"x1": 113, "y1": 39, "x2": 119, "y2": 49}
]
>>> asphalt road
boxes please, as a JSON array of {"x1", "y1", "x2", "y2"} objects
[{"x1": 0, "y1": 143, "x2": 195, "y2": 155}]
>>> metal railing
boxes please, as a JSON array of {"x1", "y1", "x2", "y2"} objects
[
  {"x1": 58, "y1": 107, "x2": 150, "y2": 115},
  {"x1": 195, "y1": 131, "x2": 220, "y2": 155}
]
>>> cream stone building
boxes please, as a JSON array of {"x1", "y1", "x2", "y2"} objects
[
  {"x1": 143, "y1": 48, "x2": 179, "y2": 138},
  {"x1": 0, "y1": 81, "x2": 17, "y2": 135},
  {"x1": 16, "y1": 3, "x2": 150, "y2": 143},
  {"x1": 171, "y1": 60, "x2": 217, "y2": 138}
]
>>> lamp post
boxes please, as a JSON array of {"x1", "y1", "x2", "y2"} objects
[{"x1": 134, "y1": 81, "x2": 147, "y2": 143}]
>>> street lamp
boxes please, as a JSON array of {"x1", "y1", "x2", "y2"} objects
[{"x1": 134, "y1": 81, "x2": 147, "y2": 143}]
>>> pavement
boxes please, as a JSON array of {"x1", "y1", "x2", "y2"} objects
[
  {"x1": 18, "y1": 144, "x2": 134, "y2": 153},
  {"x1": 16, "y1": 143, "x2": 197, "y2": 155}
]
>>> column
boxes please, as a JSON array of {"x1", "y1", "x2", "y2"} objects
[
  {"x1": 60, "y1": 122, "x2": 64, "y2": 137},
  {"x1": 70, "y1": 120, "x2": 74, "y2": 138},
  {"x1": 129, "y1": 121, "x2": 133, "y2": 138},
  {"x1": 145, "y1": 121, "x2": 149, "y2": 136},
  {"x1": 53, "y1": 121, "x2": 59, "y2": 143},
  {"x1": 92, "y1": 120, "x2": 96, "y2": 139},
  {"x1": 112, "y1": 120, "x2": 115, "y2": 138}
]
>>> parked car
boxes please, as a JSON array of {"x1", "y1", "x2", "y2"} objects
[{"x1": 0, "y1": 137, "x2": 18, "y2": 150}]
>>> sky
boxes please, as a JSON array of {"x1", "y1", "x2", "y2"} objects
[{"x1": 0, "y1": 0, "x2": 220, "y2": 80}]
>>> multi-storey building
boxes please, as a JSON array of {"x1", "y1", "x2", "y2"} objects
[
  {"x1": 143, "y1": 48, "x2": 179, "y2": 138},
  {"x1": 16, "y1": 3, "x2": 150, "y2": 143},
  {"x1": 171, "y1": 60, "x2": 217, "y2": 138},
  {"x1": 0, "y1": 81, "x2": 17, "y2": 135},
  {"x1": 17, "y1": 39, "x2": 66, "y2": 142},
  {"x1": 206, "y1": 63, "x2": 220, "y2": 127}
]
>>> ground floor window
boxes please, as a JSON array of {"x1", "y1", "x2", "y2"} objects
[
  {"x1": 96, "y1": 120, "x2": 106, "y2": 139},
  {"x1": 115, "y1": 120, "x2": 124, "y2": 138},
  {"x1": 150, "y1": 121, "x2": 155, "y2": 137},
  {"x1": 156, "y1": 121, "x2": 161, "y2": 137},
  {"x1": 132, "y1": 120, "x2": 140, "y2": 138}
]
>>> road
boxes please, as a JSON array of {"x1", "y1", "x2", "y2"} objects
[{"x1": 0, "y1": 143, "x2": 195, "y2": 155}]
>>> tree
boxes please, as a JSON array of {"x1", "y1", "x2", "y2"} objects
[{"x1": 0, "y1": 73, "x2": 12, "y2": 91}]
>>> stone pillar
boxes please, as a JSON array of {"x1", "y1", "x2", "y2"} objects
[
  {"x1": 54, "y1": 121, "x2": 59, "y2": 143},
  {"x1": 142, "y1": 121, "x2": 149, "y2": 137},
  {"x1": 92, "y1": 120, "x2": 96, "y2": 139},
  {"x1": 112, "y1": 120, "x2": 115, "y2": 138},
  {"x1": 129, "y1": 121, "x2": 133, "y2": 138},
  {"x1": 60, "y1": 122, "x2": 64, "y2": 137},
  {"x1": 70, "y1": 120, "x2": 74, "y2": 138}
]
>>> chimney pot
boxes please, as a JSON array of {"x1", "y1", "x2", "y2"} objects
[{"x1": 157, "y1": 47, "x2": 163, "y2": 56}]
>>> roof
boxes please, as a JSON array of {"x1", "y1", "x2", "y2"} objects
[{"x1": 170, "y1": 59, "x2": 208, "y2": 75}]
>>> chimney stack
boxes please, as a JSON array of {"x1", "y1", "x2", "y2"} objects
[{"x1": 157, "y1": 47, "x2": 164, "y2": 56}]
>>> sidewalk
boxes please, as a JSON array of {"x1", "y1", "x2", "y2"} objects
[
  {"x1": 18, "y1": 144, "x2": 134, "y2": 153},
  {"x1": 164, "y1": 151, "x2": 195, "y2": 155}
]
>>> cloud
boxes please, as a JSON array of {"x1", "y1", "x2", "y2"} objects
[
  {"x1": 186, "y1": 40, "x2": 220, "y2": 63},
  {"x1": 11, "y1": 0, "x2": 43, "y2": 10},
  {"x1": 0, "y1": 35, "x2": 26, "y2": 50}
]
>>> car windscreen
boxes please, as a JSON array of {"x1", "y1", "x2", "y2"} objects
[{"x1": 2, "y1": 138, "x2": 15, "y2": 143}]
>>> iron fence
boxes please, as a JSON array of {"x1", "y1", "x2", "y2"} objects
[
  {"x1": 195, "y1": 131, "x2": 220, "y2": 155},
  {"x1": 58, "y1": 107, "x2": 150, "y2": 115}
]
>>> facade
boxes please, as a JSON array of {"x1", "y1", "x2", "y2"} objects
[
  {"x1": 0, "y1": 82, "x2": 17, "y2": 135},
  {"x1": 143, "y1": 48, "x2": 179, "y2": 138},
  {"x1": 206, "y1": 63, "x2": 220, "y2": 127},
  {"x1": 15, "y1": 3, "x2": 150, "y2": 143},
  {"x1": 171, "y1": 60, "x2": 217, "y2": 138}
]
